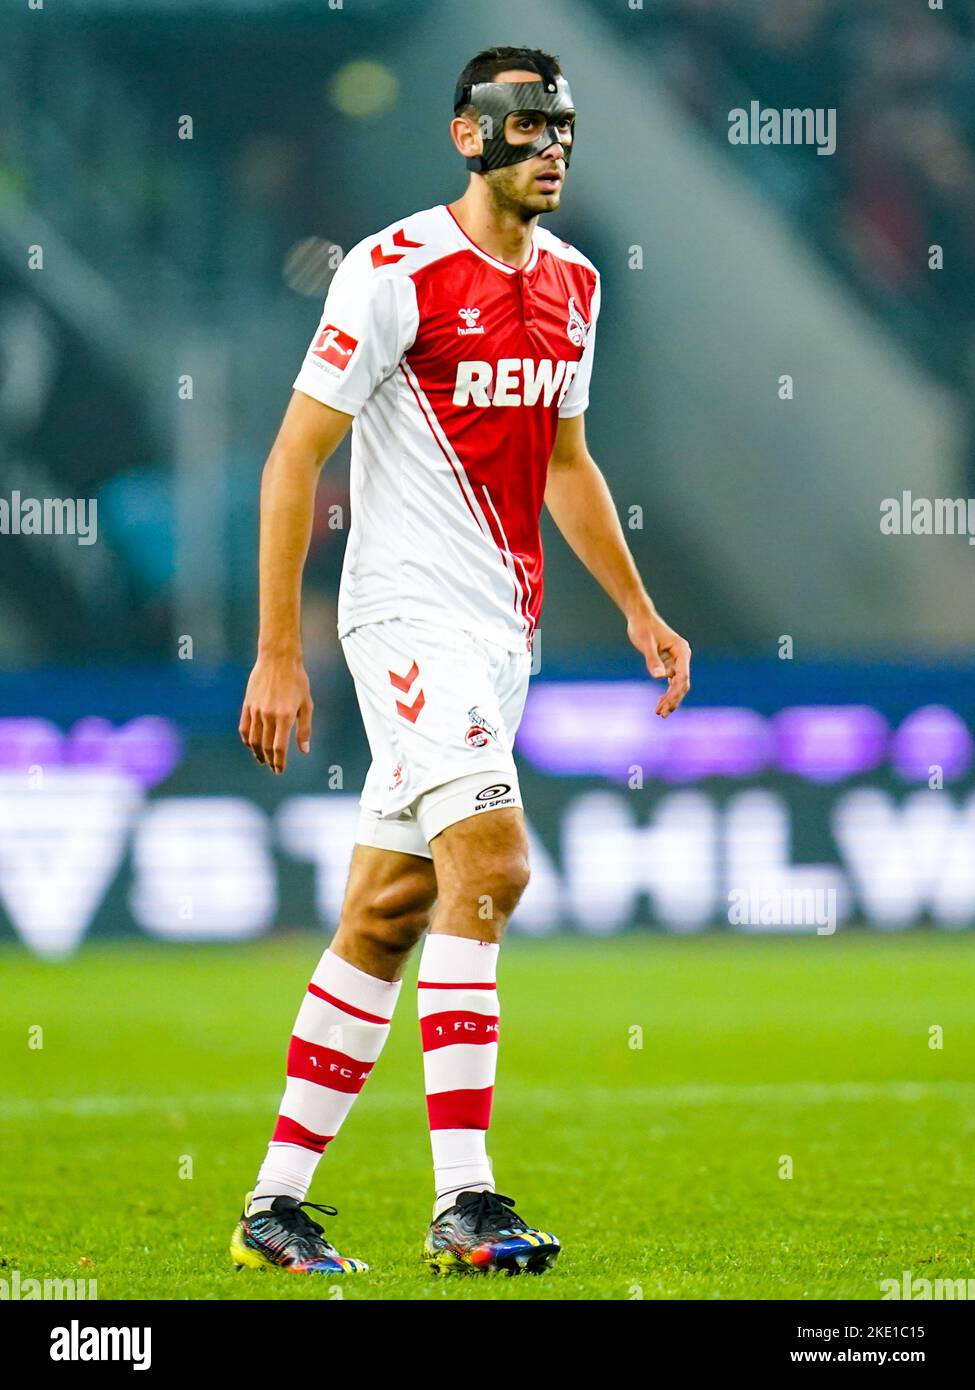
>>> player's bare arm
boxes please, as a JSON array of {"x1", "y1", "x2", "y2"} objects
[
  {"x1": 545, "y1": 411, "x2": 691, "y2": 717},
  {"x1": 239, "y1": 390, "x2": 353, "y2": 774}
]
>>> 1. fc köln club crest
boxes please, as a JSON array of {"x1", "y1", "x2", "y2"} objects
[
  {"x1": 465, "y1": 706, "x2": 499, "y2": 748},
  {"x1": 566, "y1": 296, "x2": 589, "y2": 347}
]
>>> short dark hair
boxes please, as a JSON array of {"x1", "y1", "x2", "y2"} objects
[{"x1": 454, "y1": 46, "x2": 563, "y2": 115}]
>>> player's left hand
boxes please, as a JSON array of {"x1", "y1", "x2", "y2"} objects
[{"x1": 627, "y1": 608, "x2": 692, "y2": 717}]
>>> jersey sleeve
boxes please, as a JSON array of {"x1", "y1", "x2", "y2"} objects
[
  {"x1": 292, "y1": 250, "x2": 419, "y2": 416},
  {"x1": 558, "y1": 272, "x2": 601, "y2": 419}
]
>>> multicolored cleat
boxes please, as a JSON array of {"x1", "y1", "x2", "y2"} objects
[
  {"x1": 230, "y1": 1194, "x2": 368, "y2": 1274},
  {"x1": 422, "y1": 1190, "x2": 560, "y2": 1276}
]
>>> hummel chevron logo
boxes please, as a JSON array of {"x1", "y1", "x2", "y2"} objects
[
  {"x1": 388, "y1": 660, "x2": 425, "y2": 724},
  {"x1": 395, "y1": 690, "x2": 426, "y2": 724},
  {"x1": 388, "y1": 659, "x2": 420, "y2": 692},
  {"x1": 370, "y1": 228, "x2": 424, "y2": 269}
]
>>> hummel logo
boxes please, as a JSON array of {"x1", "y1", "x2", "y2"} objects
[
  {"x1": 370, "y1": 227, "x2": 424, "y2": 269},
  {"x1": 389, "y1": 660, "x2": 425, "y2": 724},
  {"x1": 458, "y1": 307, "x2": 485, "y2": 336},
  {"x1": 388, "y1": 659, "x2": 420, "y2": 693}
]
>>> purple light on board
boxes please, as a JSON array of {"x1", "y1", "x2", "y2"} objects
[
  {"x1": 891, "y1": 705, "x2": 972, "y2": 782},
  {"x1": 658, "y1": 707, "x2": 771, "y2": 782},
  {"x1": 517, "y1": 682, "x2": 657, "y2": 778},
  {"x1": 111, "y1": 716, "x2": 184, "y2": 787},
  {"x1": 0, "y1": 718, "x2": 64, "y2": 772},
  {"x1": 64, "y1": 717, "x2": 117, "y2": 770},
  {"x1": 0, "y1": 715, "x2": 183, "y2": 788},
  {"x1": 773, "y1": 705, "x2": 889, "y2": 783},
  {"x1": 64, "y1": 716, "x2": 183, "y2": 788},
  {"x1": 517, "y1": 687, "x2": 970, "y2": 784},
  {"x1": 518, "y1": 687, "x2": 772, "y2": 782}
]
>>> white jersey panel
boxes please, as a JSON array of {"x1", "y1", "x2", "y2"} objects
[
  {"x1": 292, "y1": 241, "x2": 420, "y2": 416},
  {"x1": 558, "y1": 272, "x2": 601, "y2": 418}
]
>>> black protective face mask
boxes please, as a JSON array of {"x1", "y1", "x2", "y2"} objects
[{"x1": 453, "y1": 69, "x2": 576, "y2": 174}]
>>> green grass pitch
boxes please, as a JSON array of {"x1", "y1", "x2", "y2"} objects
[{"x1": 1, "y1": 931, "x2": 972, "y2": 1301}]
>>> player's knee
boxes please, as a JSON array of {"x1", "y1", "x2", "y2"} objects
[
  {"x1": 355, "y1": 871, "x2": 437, "y2": 955},
  {"x1": 468, "y1": 848, "x2": 531, "y2": 927}
]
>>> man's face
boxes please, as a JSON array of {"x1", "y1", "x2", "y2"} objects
[{"x1": 479, "y1": 69, "x2": 575, "y2": 218}]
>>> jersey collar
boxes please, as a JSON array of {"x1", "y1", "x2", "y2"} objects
[{"x1": 442, "y1": 204, "x2": 539, "y2": 275}]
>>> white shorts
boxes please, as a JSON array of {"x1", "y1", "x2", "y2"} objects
[{"x1": 340, "y1": 617, "x2": 532, "y2": 859}]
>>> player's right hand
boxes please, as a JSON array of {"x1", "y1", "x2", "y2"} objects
[{"x1": 239, "y1": 654, "x2": 314, "y2": 775}]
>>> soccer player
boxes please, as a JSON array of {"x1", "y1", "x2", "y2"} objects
[{"x1": 232, "y1": 45, "x2": 691, "y2": 1277}]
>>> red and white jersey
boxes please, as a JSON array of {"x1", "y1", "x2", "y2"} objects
[{"x1": 293, "y1": 203, "x2": 600, "y2": 652}]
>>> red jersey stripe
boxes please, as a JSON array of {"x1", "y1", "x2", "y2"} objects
[{"x1": 399, "y1": 362, "x2": 530, "y2": 639}]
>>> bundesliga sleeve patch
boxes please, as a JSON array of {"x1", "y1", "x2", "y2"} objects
[{"x1": 311, "y1": 324, "x2": 359, "y2": 373}]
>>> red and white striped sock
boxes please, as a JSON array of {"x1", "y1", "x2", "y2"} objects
[
  {"x1": 248, "y1": 948, "x2": 401, "y2": 1215},
  {"x1": 418, "y1": 933, "x2": 500, "y2": 1218}
]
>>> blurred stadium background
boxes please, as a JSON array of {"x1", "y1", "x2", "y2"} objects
[{"x1": 1, "y1": 0, "x2": 974, "y2": 954}]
